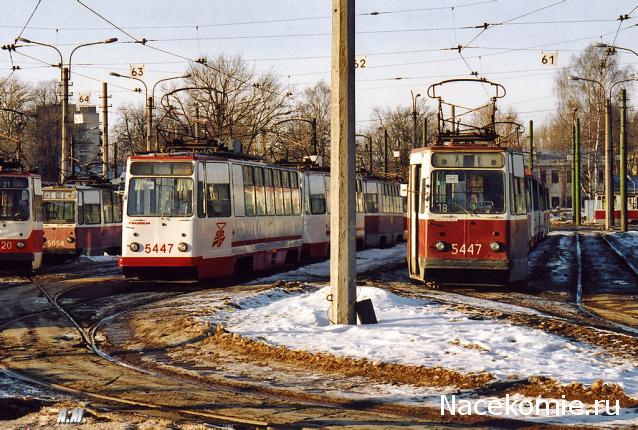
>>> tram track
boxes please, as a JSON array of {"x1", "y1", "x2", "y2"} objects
[
  {"x1": 0, "y1": 275, "x2": 274, "y2": 427},
  {"x1": 1, "y1": 272, "x2": 458, "y2": 428},
  {"x1": 575, "y1": 232, "x2": 638, "y2": 335}
]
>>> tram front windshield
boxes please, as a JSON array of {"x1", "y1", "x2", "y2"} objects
[
  {"x1": 431, "y1": 170, "x2": 504, "y2": 214},
  {"x1": 127, "y1": 177, "x2": 194, "y2": 217},
  {"x1": 0, "y1": 189, "x2": 30, "y2": 221},
  {"x1": 44, "y1": 200, "x2": 75, "y2": 223}
]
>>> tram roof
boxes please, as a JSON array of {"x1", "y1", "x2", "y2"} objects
[{"x1": 411, "y1": 144, "x2": 523, "y2": 154}]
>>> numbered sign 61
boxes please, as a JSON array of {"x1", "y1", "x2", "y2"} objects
[
  {"x1": 130, "y1": 64, "x2": 145, "y2": 78},
  {"x1": 540, "y1": 51, "x2": 558, "y2": 66}
]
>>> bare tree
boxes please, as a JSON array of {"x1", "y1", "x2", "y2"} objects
[{"x1": 111, "y1": 103, "x2": 146, "y2": 174}]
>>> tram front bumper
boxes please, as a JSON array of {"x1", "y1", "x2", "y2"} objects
[
  {"x1": 0, "y1": 253, "x2": 35, "y2": 262},
  {"x1": 421, "y1": 258, "x2": 510, "y2": 270}
]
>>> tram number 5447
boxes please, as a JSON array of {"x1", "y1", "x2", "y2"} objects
[{"x1": 450, "y1": 243, "x2": 482, "y2": 255}]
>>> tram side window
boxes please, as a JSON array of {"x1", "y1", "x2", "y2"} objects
[
  {"x1": 273, "y1": 169, "x2": 284, "y2": 215},
  {"x1": 113, "y1": 192, "x2": 123, "y2": 222},
  {"x1": 197, "y1": 163, "x2": 206, "y2": 218},
  {"x1": 355, "y1": 179, "x2": 364, "y2": 213},
  {"x1": 532, "y1": 181, "x2": 540, "y2": 211},
  {"x1": 206, "y1": 163, "x2": 231, "y2": 218},
  {"x1": 282, "y1": 171, "x2": 292, "y2": 215},
  {"x1": 254, "y1": 167, "x2": 266, "y2": 216},
  {"x1": 510, "y1": 175, "x2": 527, "y2": 215},
  {"x1": 34, "y1": 193, "x2": 43, "y2": 222},
  {"x1": 265, "y1": 168, "x2": 275, "y2": 216},
  {"x1": 82, "y1": 190, "x2": 101, "y2": 225},
  {"x1": 243, "y1": 165, "x2": 256, "y2": 216},
  {"x1": 290, "y1": 172, "x2": 301, "y2": 215},
  {"x1": 102, "y1": 190, "x2": 114, "y2": 224},
  {"x1": 365, "y1": 184, "x2": 379, "y2": 213}
]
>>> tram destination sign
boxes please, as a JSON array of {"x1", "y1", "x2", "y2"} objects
[{"x1": 0, "y1": 177, "x2": 28, "y2": 188}]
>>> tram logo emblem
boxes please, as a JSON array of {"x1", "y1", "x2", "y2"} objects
[{"x1": 213, "y1": 222, "x2": 227, "y2": 248}]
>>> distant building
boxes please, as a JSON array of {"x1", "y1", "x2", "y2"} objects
[
  {"x1": 537, "y1": 151, "x2": 572, "y2": 209},
  {"x1": 71, "y1": 104, "x2": 102, "y2": 178}
]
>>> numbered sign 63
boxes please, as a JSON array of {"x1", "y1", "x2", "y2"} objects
[{"x1": 130, "y1": 64, "x2": 145, "y2": 77}]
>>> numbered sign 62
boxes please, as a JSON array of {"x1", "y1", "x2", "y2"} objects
[
  {"x1": 355, "y1": 56, "x2": 368, "y2": 69},
  {"x1": 130, "y1": 64, "x2": 145, "y2": 78}
]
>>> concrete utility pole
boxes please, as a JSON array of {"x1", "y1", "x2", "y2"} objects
[
  {"x1": 384, "y1": 129, "x2": 389, "y2": 174},
  {"x1": 619, "y1": 88, "x2": 628, "y2": 232},
  {"x1": 329, "y1": 0, "x2": 356, "y2": 325},
  {"x1": 146, "y1": 96, "x2": 153, "y2": 152},
  {"x1": 411, "y1": 90, "x2": 420, "y2": 150},
  {"x1": 604, "y1": 97, "x2": 614, "y2": 229},
  {"x1": 101, "y1": 82, "x2": 109, "y2": 179},
  {"x1": 60, "y1": 67, "x2": 69, "y2": 183},
  {"x1": 528, "y1": 120, "x2": 534, "y2": 172},
  {"x1": 575, "y1": 117, "x2": 581, "y2": 226}
]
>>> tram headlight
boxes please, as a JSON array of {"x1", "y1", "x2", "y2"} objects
[
  {"x1": 434, "y1": 241, "x2": 446, "y2": 252},
  {"x1": 66, "y1": 236, "x2": 75, "y2": 243},
  {"x1": 490, "y1": 241, "x2": 503, "y2": 252},
  {"x1": 129, "y1": 242, "x2": 141, "y2": 252},
  {"x1": 16, "y1": 241, "x2": 25, "y2": 249},
  {"x1": 178, "y1": 242, "x2": 188, "y2": 252}
]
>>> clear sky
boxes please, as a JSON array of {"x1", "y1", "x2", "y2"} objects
[{"x1": 2, "y1": 0, "x2": 637, "y2": 131}]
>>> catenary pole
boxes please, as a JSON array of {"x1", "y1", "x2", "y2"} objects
[
  {"x1": 575, "y1": 117, "x2": 581, "y2": 225},
  {"x1": 329, "y1": 0, "x2": 356, "y2": 325},
  {"x1": 619, "y1": 89, "x2": 628, "y2": 232},
  {"x1": 101, "y1": 82, "x2": 109, "y2": 179},
  {"x1": 604, "y1": 98, "x2": 614, "y2": 229}
]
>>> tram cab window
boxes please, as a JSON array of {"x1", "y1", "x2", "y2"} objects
[
  {"x1": 127, "y1": 178, "x2": 193, "y2": 217},
  {"x1": 431, "y1": 171, "x2": 505, "y2": 214},
  {"x1": 510, "y1": 176, "x2": 527, "y2": 215},
  {"x1": 206, "y1": 163, "x2": 231, "y2": 218},
  {"x1": 113, "y1": 193, "x2": 123, "y2": 222},
  {"x1": 0, "y1": 188, "x2": 30, "y2": 221}
]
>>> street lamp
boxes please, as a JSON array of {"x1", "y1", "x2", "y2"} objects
[
  {"x1": 14, "y1": 37, "x2": 118, "y2": 182},
  {"x1": 593, "y1": 42, "x2": 638, "y2": 58},
  {"x1": 411, "y1": 90, "x2": 421, "y2": 149}
]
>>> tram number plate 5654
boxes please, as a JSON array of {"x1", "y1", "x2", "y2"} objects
[
  {"x1": 144, "y1": 243, "x2": 174, "y2": 253},
  {"x1": 450, "y1": 243, "x2": 482, "y2": 255}
]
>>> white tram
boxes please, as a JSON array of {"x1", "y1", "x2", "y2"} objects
[
  {"x1": 0, "y1": 159, "x2": 44, "y2": 271},
  {"x1": 120, "y1": 153, "x2": 303, "y2": 279}
]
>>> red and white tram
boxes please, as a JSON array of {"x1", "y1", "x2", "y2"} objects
[
  {"x1": 120, "y1": 150, "x2": 303, "y2": 280},
  {"x1": 43, "y1": 184, "x2": 122, "y2": 256},
  {"x1": 0, "y1": 159, "x2": 43, "y2": 271},
  {"x1": 407, "y1": 78, "x2": 548, "y2": 286}
]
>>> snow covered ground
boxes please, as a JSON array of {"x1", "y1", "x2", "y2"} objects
[
  {"x1": 252, "y1": 243, "x2": 406, "y2": 284},
  {"x1": 219, "y1": 285, "x2": 638, "y2": 425}
]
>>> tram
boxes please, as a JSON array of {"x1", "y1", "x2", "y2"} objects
[
  {"x1": 0, "y1": 159, "x2": 44, "y2": 271},
  {"x1": 43, "y1": 183, "x2": 123, "y2": 256},
  {"x1": 119, "y1": 141, "x2": 303, "y2": 280},
  {"x1": 361, "y1": 177, "x2": 406, "y2": 248},
  {"x1": 407, "y1": 79, "x2": 548, "y2": 286}
]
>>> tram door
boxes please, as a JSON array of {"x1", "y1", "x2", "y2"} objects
[{"x1": 408, "y1": 163, "x2": 421, "y2": 276}]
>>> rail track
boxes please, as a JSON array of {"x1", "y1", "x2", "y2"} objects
[
  {"x1": 0, "y1": 275, "x2": 278, "y2": 427},
  {"x1": 576, "y1": 232, "x2": 638, "y2": 335}
]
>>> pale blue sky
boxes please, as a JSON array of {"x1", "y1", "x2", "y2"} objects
[{"x1": 2, "y1": 0, "x2": 637, "y2": 130}]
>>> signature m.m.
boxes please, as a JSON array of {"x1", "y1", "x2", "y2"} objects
[{"x1": 56, "y1": 407, "x2": 84, "y2": 424}]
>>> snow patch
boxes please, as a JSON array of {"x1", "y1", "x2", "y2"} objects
[{"x1": 223, "y1": 286, "x2": 638, "y2": 397}]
